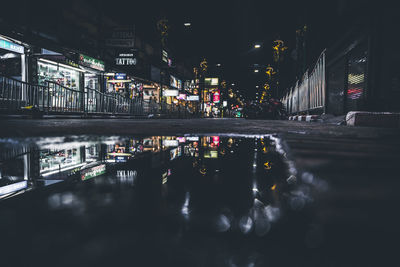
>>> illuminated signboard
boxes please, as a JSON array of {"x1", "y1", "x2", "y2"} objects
[
  {"x1": 81, "y1": 164, "x2": 106, "y2": 181},
  {"x1": 163, "y1": 89, "x2": 179, "y2": 97},
  {"x1": 177, "y1": 94, "x2": 186, "y2": 100},
  {"x1": 177, "y1": 137, "x2": 186, "y2": 143},
  {"x1": 213, "y1": 91, "x2": 220, "y2": 103},
  {"x1": 212, "y1": 136, "x2": 220, "y2": 146},
  {"x1": 164, "y1": 139, "x2": 179, "y2": 147},
  {"x1": 223, "y1": 100, "x2": 228, "y2": 107},
  {"x1": 79, "y1": 54, "x2": 105, "y2": 71},
  {"x1": 162, "y1": 50, "x2": 168, "y2": 62},
  {"x1": 170, "y1": 148, "x2": 179, "y2": 160},
  {"x1": 115, "y1": 73, "x2": 127, "y2": 80},
  {"x1": 115, "y1": 53, "x2": 137, "y2": 66},
  {"x1": 186, "y1": 136, "x2": 199, "y2": 141},
  {"x1": 170, "y1": 75, "x2": 182, "y2": 89},
  {"x1": 186, "y1": 95, "x2": 199, "y2": 101},
  {"x1": 0, "y1": 39, "x2": 24, "y2": 54}
]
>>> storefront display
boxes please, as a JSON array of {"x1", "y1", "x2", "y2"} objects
[
  {"x1": 39, "y1": 147, "x2": 83, "y2": 176},
  {"x1": 37, "y1": 59, "x2": 81, "y2": 91}
]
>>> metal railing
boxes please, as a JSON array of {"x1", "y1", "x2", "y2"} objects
[
  {"x1": 281, "y1": 50, "x2": 326, "y2": 114},
  {"x1": 1, "y1": 75, "x2": 198, "y2": 118}
]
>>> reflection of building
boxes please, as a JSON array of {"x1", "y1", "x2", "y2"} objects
[{"x1": 0, "y1": 135, "x2": 219, "y2": 199}]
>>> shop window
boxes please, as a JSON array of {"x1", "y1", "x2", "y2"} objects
[{"x1": 38, "y1": 61, "x2": 81, "y2": 91}]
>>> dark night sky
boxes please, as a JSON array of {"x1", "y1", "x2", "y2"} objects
[
  {"x1": 106, "y1": 0, "x2": 373, "y2": 97},
  {"x1": 2, "y1": 0, "x2": 377, "y2": 98}
]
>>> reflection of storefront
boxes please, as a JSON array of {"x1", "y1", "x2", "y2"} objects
[
  {"x1": 0, "y1": 35, "x2": 26, "y2": 81},
  {"x1": 40, "y1": 147, "x2": 84, "y2": 177}
]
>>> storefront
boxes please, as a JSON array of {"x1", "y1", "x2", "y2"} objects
[
  {"x1": 37, "y1": 57, "x2": 82, "y2": 91},
  {"x1": 36, "y1": 51, "x2": 105, "y2": 111},
  {"x1": 105, "y1": 72, "x2": 147, "y2": 100},
  {"x1": 0, "y1": 35, "x2": 26, "y2": 81},
  {"x1": 79, "y1": 54, "x2": 105, "y2": 112}
]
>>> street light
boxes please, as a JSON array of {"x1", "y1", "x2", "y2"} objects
[
  {"x1": 254, "y1": 69, "x2": 259, "y2": 73},
  {"x1": 216, "y1": 63, "x2": 221, "y2": 67},
  {"x1": 254, "y1": 44, "x2": 261, "y2": 49},
  {"x1": 184, "y1": 22, "x2": 191, "y2": 27},
  {"x1": 231, "y1": 83, "x2": 235, "y2": 86},
  {"x1": 256, "y1": 85, "x2": 259, "y2": 88}
]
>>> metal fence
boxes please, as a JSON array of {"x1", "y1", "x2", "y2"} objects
[
  {"x1": 281, "y1": 50, "x2": 326, "y2": 114},
  {"x1": 0, "y1": 75, "x2": 198, "y2": 118}
]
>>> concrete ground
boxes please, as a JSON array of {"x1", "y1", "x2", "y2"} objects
[{"x1": 1, "y1": 117, "x2": 399, "y2": 138}]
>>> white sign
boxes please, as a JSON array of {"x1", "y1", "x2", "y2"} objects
[
  {"x1": 105, "y1": 38, "x2": 134, "y2": 48},
  {"x1": 164, "y1": 140, "x2": 179, "y2": 147},
  {"x1": 0, "y1": 39, "x2": 24, "y2": 54},
  {"x1": 0, "y1": 181, "x2": 28, "y2": 195},
  {"x1": 163, "y1": 89, "x2": 179, "y2": 97},
  {"x1": 186, "y1": 136, "x2": 199, "y2": 141},
  {"x1": 223, "y1": 101, "x2": 228, "y2": 107},
  {"x1": 187, "y1": 95, "x2": 199, "y2": 101}
]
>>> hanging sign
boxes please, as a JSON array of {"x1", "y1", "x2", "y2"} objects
[
  {"x1": 79, "y1": 54, "x2": 105, "y2": 71},
  {"x1": 0, "y1": 39, "x2": 24, "y2": 54},
  {"x1": 115, "y1": 53, "x2": 137, "y2": 66}
]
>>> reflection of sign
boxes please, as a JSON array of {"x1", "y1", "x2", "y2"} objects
[
  {"x1": 177, "y1": 137, "x2": 186, "y2": 143},
  {"x1": 0, "y1": 39, "x2": 24, "y2": 54},
  {"x1": 170, "y1": 148, "x2": 179, "y2": 160},
  {"x1": 163, "y1": 89, "x2": 179, "y2": 97},
  {"x1": 115, "y1": 53, "x2": 137, "y2": 66},
  {"x1": 205, "y1": 78, "x2": 219, "y2": 86},
  {"x1": 116, "y1": 170, "x2": 137, "y2": 186},
  {"x1": 81, "y1": 164, "x2": 106, "y2": 181},
  {"x1": 204, "y1": 150, "x2": 218, "y2": 159},
  {"x1": 79, "y1": 54, "x2": 105, "y2": 71},
  {"x1": 187, "y1": 95, "x2": 199, "y2": 101},
  {"x1": 0, "y1": 181, "x2": 27, "y2": 195}
]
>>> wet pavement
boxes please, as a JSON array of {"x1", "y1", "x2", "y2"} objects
[
  {"x1": 0, "y1": 119, "x2": 400, "y2": 266},
  {"x1": 1, "y1": 135, "x2": 315, "y2": 266}
]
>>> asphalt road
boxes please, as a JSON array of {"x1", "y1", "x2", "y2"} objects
[{"x1": 1, "y1": 117, "x2": 399, "y2": 138}]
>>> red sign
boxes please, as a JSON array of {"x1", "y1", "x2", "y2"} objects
[{"x1": 213, "y1": 91, "x2": 220, "y2": 103}]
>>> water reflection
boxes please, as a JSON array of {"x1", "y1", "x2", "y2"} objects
[{"x1": 0, "y1": 134, "x2": 322, "y2": 265}]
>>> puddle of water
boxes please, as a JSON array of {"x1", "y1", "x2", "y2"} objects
[{"x1": 0, "y1": 135, "x2": 317, "y2": 266}]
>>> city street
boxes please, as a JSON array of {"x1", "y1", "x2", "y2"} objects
[{"x1": 1, "y1": 0, "x2": 400, "y2": 266}]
